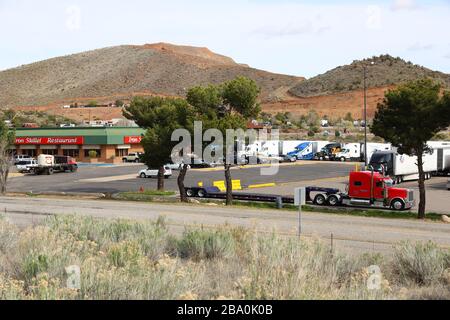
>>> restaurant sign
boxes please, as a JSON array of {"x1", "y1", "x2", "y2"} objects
[
  {"x1": 124, "y1": 136, "x2": 143, "y2": 144},
  {"x1": 15, "y1": 137, "x2": 84, "y2": 145}
]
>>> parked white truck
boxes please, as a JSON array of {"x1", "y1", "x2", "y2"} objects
[
  {"x1": 32, "y1": 155, "x2": 78, "y2": 175},
  {"x1": 369, "y1": 146, "x2": 450, "y2": 184},
  {"x1": 334, "y1": 143, "x2": 361, "y2": 162}
]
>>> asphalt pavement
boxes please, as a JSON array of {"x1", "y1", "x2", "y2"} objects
[
  {"x1": 8, "y1": 161, "x2": 355, "y2": 194},
  {"x1": 1, "y1": 196, "x2": 449, "y2": 255}
]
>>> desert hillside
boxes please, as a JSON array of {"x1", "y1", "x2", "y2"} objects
[
  {"x1": 2, "y1": 48, "x2": 449, "y2": 122},
  {"x1": 0, "y1": 43, "x2": 303, "y2": 110},
  {"x1": 289, "y1": 54, "x2": 450, "y2": 98}
]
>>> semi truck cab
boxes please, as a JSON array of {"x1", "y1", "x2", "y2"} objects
[
  {"x1": 344, "y1": 171, "x2": 415, "y2": 210},
  {"x1": 308, "y1": 171, "x2": 415, "y2": 211}
]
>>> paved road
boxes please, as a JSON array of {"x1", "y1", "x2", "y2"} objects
[
  {"x1": 1, "y1": 196, "x2": 449, "y2": 255},
  {"x1": 8, "y1": 162, "x2": 355, "y2": 194}
]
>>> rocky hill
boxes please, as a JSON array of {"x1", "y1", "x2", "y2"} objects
[
  {"x1": 0, "y1": 43, "x2": 303, "y2": 109},
  {"x1": 289, "y1": 55, "x2": 450, "y2": 98},
  {"x1": 2, "y1": 48, "x2": 449, "y2": 121}
]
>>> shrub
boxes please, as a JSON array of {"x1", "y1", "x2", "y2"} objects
[
  {"x1": 177, "y1": 229, "x2": 235, "y2": 261},
  {"x1": 392, "y1": 242, "x2": 447, "y2": 286},
  {"x1": 88, "y1": 150, "x2": 98, "y2": 158}
]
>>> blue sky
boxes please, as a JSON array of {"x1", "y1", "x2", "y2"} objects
[{"x1": 0, "y1": 0, "x2": 449, "y2": 78}]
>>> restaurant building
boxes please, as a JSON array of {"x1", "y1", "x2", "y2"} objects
[{"x1": 14, "y1": 127, "x2": 145, "y2": 163}]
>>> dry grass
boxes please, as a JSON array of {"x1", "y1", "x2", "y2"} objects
[{"x1": 0, "y1": 215, "x2": 449, "y2": 300}]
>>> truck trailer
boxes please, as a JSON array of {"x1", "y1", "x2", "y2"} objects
[
  {"x1": 369, "y1": 147, "x2": 450, "y2": 184},
  {"x1": 32, "y1": 155, "x2": 78, "y2": 175}
]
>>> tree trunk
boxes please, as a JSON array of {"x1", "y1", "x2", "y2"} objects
[
  {"x1": 178, "y1": 164, "x2": 189, "y2": 203},
  {"x1": 416, "y1": 152, "x2": 426, "y2": 220},
  {"x1": 224, "y1": 164, "x2": 233, "y2": 206},
  {"x1": 0, "y1": 165, "x2": 9, "y2": 196},
  {"x1": 157, "y1": 166, "x2": 165, "y2": 191}
]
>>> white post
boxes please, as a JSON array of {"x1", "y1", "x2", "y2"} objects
[{"x1": 294, "y1": 187, "x2": 306, "y2": 238}]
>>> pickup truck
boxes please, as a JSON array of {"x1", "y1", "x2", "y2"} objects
[
  {"x1": 14, "y1": 155, "x2": 33, "y2": 165},
  {"x1": 16, "y1": 159, "x2": 38, "y2": 173},
  {"x1": 122, "y1": 153, "x2": 144, "y2": 163},
  {"x1": 139, "y1": 167, "x2": 172, "y2": 179}
]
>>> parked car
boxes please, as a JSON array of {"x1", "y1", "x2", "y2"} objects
[
  {"x1": 165, "y1": 163, "x2": 191, "y2": 171},
  {"x1": 281, "y1": 154, "x2": 297, "y2": 163},
  {"x1": 16, "y1": 159, "x2": 38, "y2": 173},
  {"x1": 139, "y1": 166, "x2": 172, "y2": 179},
  {"x1": 190, "y1": 158, "x2": 219, "y2": 169},
  {"x1": 14, "y1": 155, "x2": 33, "y2": 165},
  {"x1": 122, "y1": 152, "x2": 144, "y2": 163}
]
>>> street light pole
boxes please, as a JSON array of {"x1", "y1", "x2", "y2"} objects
[{"x1": 363, "y1": 65, "x2": 368, "y2": 168}]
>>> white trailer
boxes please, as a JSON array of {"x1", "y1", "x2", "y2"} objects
[
  {"x1": 245, "y1": 140, "x2": 280, "y2": 157},
  {"x1": 369, "y1": 147, "x2": 450, "y2": 184},
  {"x1": 361, "y1": 143, "x2": 392, "y2": 162}
]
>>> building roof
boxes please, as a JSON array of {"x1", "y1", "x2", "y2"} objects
[{"x1": 14, "y1": 127, "x2": 145, "y2": 145}]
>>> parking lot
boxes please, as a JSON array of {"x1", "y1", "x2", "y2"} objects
[
  {"x1": 7, "y1": 161, "x2": 449, "y2": 214},
  {"x1": 8, "y1": 161, "x2": 355, "y2": 193}
]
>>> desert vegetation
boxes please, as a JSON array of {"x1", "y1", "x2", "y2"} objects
[{"x1": 0, "y1": 215, "x2": 449, "y2": 300}]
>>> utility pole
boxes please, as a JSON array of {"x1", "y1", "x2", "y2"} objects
[
  {"x1": 364, "y1": 65, "x2": 368, "y2": 168},
  {"x1": 363, "y1": 61, "x2": 374, "y2": 168}
]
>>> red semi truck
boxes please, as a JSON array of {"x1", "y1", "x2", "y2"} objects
[
  {"x1": 307, "y1": 171, "x2": 415, "y2": 211},
  {"x1": 186, "y1": 171, "x2": 415, "y2": 211}
]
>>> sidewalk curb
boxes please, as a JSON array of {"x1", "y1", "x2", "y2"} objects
[{"x1": 5, "y1": 192, "x2": 106, "y2": 199}]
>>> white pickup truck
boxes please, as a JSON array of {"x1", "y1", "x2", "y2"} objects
[
  {"x1": 16, "y1": 159, "x2": 38, "y2": 173},
  {"x1": 138, "y1": 166, "x2": 172, "y2": 179}
]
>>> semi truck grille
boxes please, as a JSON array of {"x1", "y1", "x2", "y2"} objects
[{"x1": 408, "y1": 190, "x2": 414, "y2": 202}]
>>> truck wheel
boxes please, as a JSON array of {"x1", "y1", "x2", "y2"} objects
[
  {"x1": 313, "y1": 194, "x2": 327, "y2": 206},
  {"x1": 340, "y1": 157, "x2": 346, "y2": 162},
  {"x1": 327, "y1": 195, "x2": 340, "y2": 206},
  {"x1": 135, "y1": 159, "x2": 140, "y2": 163},
  {"x1": 186, "y1": 189, "x2": 194, "y2": 197},
  {"x1": 140, "y1": 173, "x2": 147, "y2": 178},
  {"x1": 391, "y1": 199, "x2": 405, "y2": 211},
  {"x1": 197, "y1": 189, "x2": 206, "y2": 198},
  {"x1": 47, "y1": 168, "x2": 54, "y2": 175}
]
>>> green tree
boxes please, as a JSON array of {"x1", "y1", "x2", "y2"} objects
[
  {"x1": 115, "y1": 100, "x2": 125, "y2": 108},
  {"x1": 188, "y1": 77, "x2": 260, "y2": 205},
  {"x1": 0, "y1": 120, "x2": 15, "y2": 194},
  {"x1": 371, "y1": 79, "x2": 450, "y2": 219},
  {"x1": 222, "y1": 76, "x2": 261, "y2": 118},
  {"x1": 124, "y1": 97, "x2": 195, "y2": 193}
]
